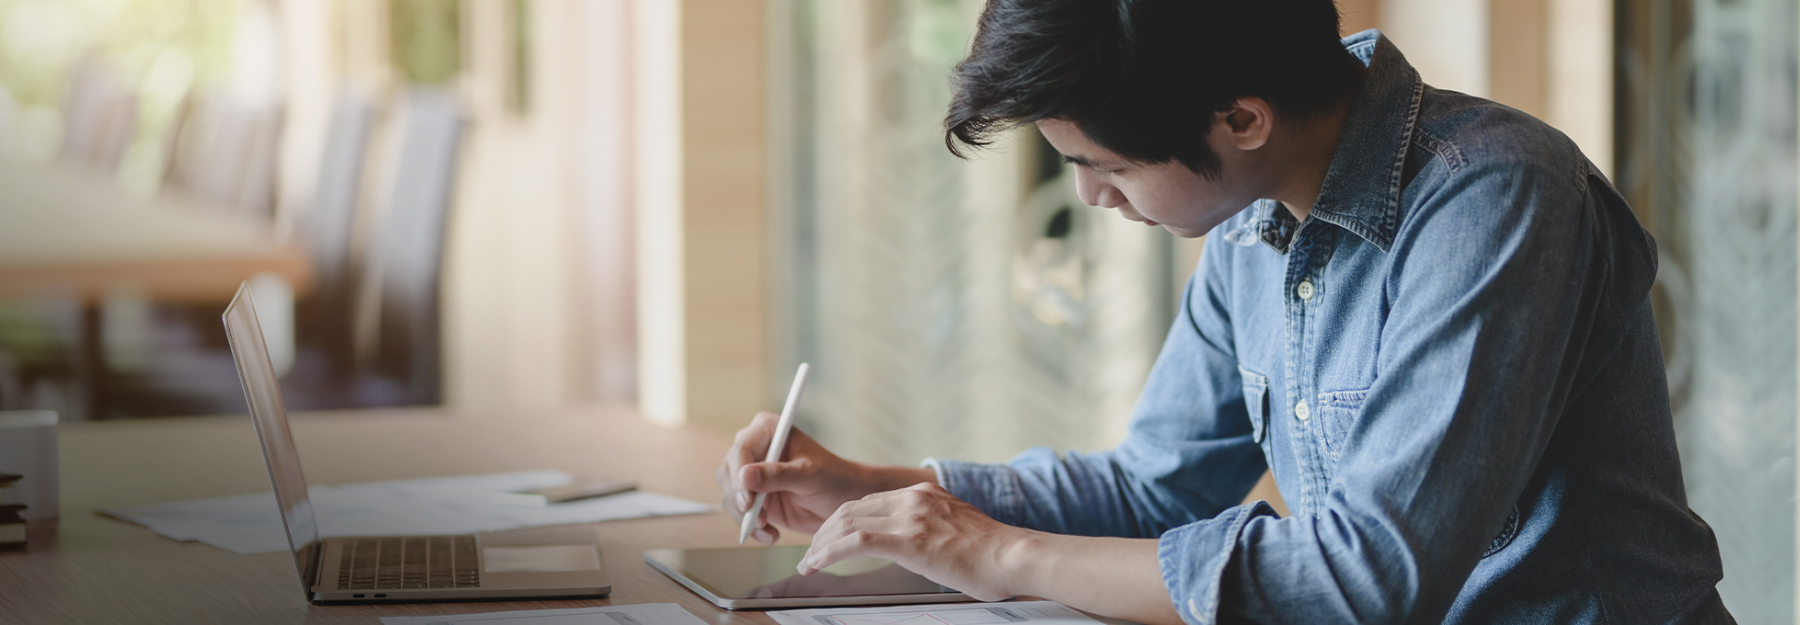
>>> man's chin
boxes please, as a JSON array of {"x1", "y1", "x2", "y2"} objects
[{"x1": 1161, "y1": 224, "x2": 1205, "y2": 239}]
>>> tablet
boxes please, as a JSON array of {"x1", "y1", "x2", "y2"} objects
[{"x1": 644, "y1": 546, "x2": 973, "y2": 610}]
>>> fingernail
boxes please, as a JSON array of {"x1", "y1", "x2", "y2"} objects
[
  {"x1": 756, "y1": 528, "x2": 774, "y2": 545},
  {"x1": 736, "y1": 491, "x2": 749, "y2": 511}
]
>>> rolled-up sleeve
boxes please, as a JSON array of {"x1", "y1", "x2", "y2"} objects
[
  {"x1": 921, "y1": 457, "x2": 1028, "y2": 526},
  {"x1": 1159, "y1": 502, "x2": 1278, "y2": 623}
]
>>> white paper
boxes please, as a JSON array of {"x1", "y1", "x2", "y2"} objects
[
  {"x1": 770, "y1": 601, "x2": 1106, "y2": 625},
  {"x1": 98, "y1": 471, "x2": 715, "y2": 554},
  {"x1": 378, "y1": 602, "x2": 708, "y2": 625}
]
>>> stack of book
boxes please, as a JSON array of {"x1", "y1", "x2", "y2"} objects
[{"x1": 0, "y1": 473, "x2": 23, "y2": 549}]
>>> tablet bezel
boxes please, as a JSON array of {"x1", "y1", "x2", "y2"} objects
[{"x1": 643, "y1": 547, "x2": 975, "y2": 610}]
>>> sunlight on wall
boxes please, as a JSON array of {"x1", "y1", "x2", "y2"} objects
[{"x1": 1381, "y1": 0, "x2": 1488, "y2": 97}]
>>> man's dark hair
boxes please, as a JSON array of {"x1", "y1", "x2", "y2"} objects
[{"x1": 945, "y1": 0, "x2": 1363, "y2": 177}]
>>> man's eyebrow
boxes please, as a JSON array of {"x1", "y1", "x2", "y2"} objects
[{"x1": 1061, "y1": 154, "x2": 1098, "y2": 169}]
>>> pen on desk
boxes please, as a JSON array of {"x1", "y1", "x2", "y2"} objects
[{"x1": 740, "y1": 362, "x2": 811, "y2": 545}]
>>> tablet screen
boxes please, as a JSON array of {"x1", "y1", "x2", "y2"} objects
[{"x1": 646, "y1": 546, "x2": 958, "y2": 599}]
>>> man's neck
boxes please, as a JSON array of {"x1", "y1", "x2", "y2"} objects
[{"x1": 1274, "y1": 95, "x2": 1357, "y2": 223}]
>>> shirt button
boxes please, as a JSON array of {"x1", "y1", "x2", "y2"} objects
[
  {"x1": 1295, "y1": 400, "x2": 1310, "y2": 421},
  {"x1": 1296, "y1": 280, "x2": 1315, "y2": 300}
]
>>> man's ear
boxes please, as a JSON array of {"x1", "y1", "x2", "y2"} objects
[{"x1": 1215, "y1": 97, "x2": 1274, "y2": 151}]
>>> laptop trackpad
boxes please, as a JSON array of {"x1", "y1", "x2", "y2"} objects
[{"x1": 483, "y1": 544, "x2": 603, "y2": 573}]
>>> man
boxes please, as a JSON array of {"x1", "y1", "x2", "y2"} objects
[{"x1": 718, "y1": 1, "x2": 1732, "y2": 622}]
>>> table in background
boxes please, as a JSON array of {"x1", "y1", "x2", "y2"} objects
[
  {"x1": 0, "y1": 161, "x2": 310, "y2": 303},
  {"x1": 0, "y1": 406, "x2": 804, "y2": 624},
  {"x1": 0, "y1": 160, "x2": 313, "y2": 420}
]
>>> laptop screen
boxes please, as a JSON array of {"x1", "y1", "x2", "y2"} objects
[{"x1": 222, "y1": 282, "x2": 321, "y2": 597}]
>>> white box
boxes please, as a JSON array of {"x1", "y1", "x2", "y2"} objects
[{"x1": 0, "y1": 410, "x2": 58, "y2": 521}]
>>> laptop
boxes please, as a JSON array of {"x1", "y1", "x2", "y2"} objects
[{"x1": 222, "y1": 282, "x2": 611, "y2": 603}]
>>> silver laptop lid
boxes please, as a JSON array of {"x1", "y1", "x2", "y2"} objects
[{"x1": 222, "y1": 282, "x2": 321, "y2": 599}]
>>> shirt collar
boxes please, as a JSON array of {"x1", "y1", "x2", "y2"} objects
[{"x1": 1239, "y1": 30, "x2": 1423, "y2": 254}]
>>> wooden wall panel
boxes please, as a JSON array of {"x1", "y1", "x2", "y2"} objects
[
  {"x1": 1339, "y1": 0, "x2": 1383, "y2": 35},
  {"x1": 1490, "y1": 0, "x2": 1551, "y2": 119},
  {"x1": 637, "y1": 0, "x2": 773, "y2": 435}
]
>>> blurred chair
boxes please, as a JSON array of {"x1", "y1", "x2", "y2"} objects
[
  {"x1": 281, "y1": 93, "x2": 377, "y2": 402},
  {"x1": 302, "y1": 94, "x2": 378, "y2": 301},
  {"x1": 5, "y1": 60, "x2": 146, "y2": 419},
  {"x1": 351, "y1": 90, "x2": 466, "y2": 406},
  {"x1": 164, "y1": 94, "x2": 285, "y2": 222},
  {"x1": 58, "y1": 59, "x2": 136, "y2": 173},
  {"x1": 99, "y1": 90, "x2": 464, "y2": 415},
  {"x1": 156, "y1": 96, "x2": 194, "y2": 185},
  {"x1": 92, "y1": 92, "x2": 287, "y2": 418},
  {"x1": 96, "y1": 95, "x2": 321, "y2": 418}
]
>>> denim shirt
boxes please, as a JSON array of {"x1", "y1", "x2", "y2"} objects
[{"x1": 925, "y1": 31, "x2": 1731, "y2": 624}]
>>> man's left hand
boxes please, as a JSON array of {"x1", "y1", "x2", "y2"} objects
[{"x1": 795, "y1": 482, "x2": 1030, "y2": 602}]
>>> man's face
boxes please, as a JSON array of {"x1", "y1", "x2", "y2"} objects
[{"x1": 1036, "y1": 118, "x2": 1263, "y2": 239}]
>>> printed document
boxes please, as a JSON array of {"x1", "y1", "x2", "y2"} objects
[
  {"x1": 770, "y1": 601, "x2": 1108, "y2": 625},
  {"x1": 378, "y1": 601, "x2": 708, "y2": 625},
  {"x1": 99, "y1": 471, "x2": 713, "y2": 554}
]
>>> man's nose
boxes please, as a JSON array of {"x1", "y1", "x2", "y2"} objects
[{"x1": 1073, "y1": 168, "x2": 1123, "y2": 209}]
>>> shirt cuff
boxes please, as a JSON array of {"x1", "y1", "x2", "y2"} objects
[
  {"x1": 1158, "y1": 501, "x2": 1276, "y2": 625},
  {"x1": 919, "y1": 458, "x2": 1026, "y2": 526}
]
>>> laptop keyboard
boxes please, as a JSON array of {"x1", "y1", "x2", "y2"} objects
[{"x1": 336, "y1": 535, "x2": 481, "y2": 590}]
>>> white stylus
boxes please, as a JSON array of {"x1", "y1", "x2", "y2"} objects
[{"x1": 739, "y1": 362, "x2": 812, "y2": 545}]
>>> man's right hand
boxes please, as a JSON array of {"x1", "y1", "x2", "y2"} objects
[{"x1": 717, "y1": 411, "x2": 937, "y2": 545}]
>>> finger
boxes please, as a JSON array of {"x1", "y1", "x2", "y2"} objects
[
  {"x1": 837, "y1": 488, "x2": 921, "y2": 517},
  {"x1": 722, "y1": 413, "x2": 782, "y2": 527},
  {"x1": 727, "y1": 412, "x2": 782, "y2": 483},
  {"x1": 798, "y1": 521, "x2": 899, "y2": 575},
  {"x1": 805, "y1": 502, "x2": 891, "y2": 556},
  {"x1": 861, "y1": 481, "x2": 942, "y2": 499},
  {"x1": 904, "y1": 481, "x2": 947, "y2": 494},
  {"x1": 821, "y1": 496, "x2": 884, "y2": 527},
  {"x1": 731, "y1": 412, "x2": 781, "y2": 461},
  {"x1": 854, "y1": 487, "x2": 915, "y2": 503},
  {"x1": 740, "y1": 455, "x2": 817, "y2": 494},
  {"x1": 754, "y1": 525, "x2": 778, "y2": 546}
]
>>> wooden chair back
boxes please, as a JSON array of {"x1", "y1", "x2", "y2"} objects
[
  {"x1": 58, "y1": 60, "x2": 136, "y2": 173},
  {"x1": 351, "y1": 90, "x2": 465, "y2": 404}
]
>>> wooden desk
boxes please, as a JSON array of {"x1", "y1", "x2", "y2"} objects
[
  {"x1": 0, "y1": 406, "x2": 809, "y2": 624},
  {"x1": 0, "y1": 161, "x2": 312, "y2": 304}
]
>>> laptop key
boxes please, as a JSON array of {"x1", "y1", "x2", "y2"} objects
[{"x1": 339, "y1": 535, "x2": 481, "y2": 591}]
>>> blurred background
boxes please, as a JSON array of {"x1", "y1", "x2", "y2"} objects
[{"x1": 0, "y1": 0, "x2": 1790, "y2": 621}]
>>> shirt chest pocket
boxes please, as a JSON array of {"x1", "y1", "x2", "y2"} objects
[
  {"x1": 1316, "y1": 388, "x2": 1369, "y2": 465},
  {"x1": 1238, "y1": 366, "x2": 1271, "y2": 451}
]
